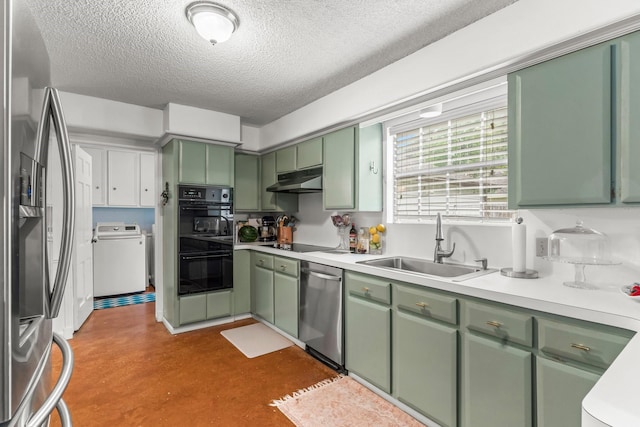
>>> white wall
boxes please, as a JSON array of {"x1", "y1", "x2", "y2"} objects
[
  {"x1": 261, "y1": 0, "x2": 640, "y2": 293},
  {"x1": 59, "y1": 91, "x2": 163, "y2": 139},
  {"x1": 239, "y1": 124, "x2": 260, "y2": 152},
  {"x1": 163, "y1": 103, "x2": 241, "y2": 143},
  {"x1": 260, "y1": 0, "x2": 640, "y2": 148}
]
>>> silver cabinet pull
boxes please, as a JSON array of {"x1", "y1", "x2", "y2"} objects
[
  {"x1": 571, "y1": 343, "x2": 591, "y2": 352},
  {"x1": 486, "y1": 320, "x2": 502, "y2": 328},
  {"x1": 280, "y1": 265, "x2": 286, "y2": 270}
]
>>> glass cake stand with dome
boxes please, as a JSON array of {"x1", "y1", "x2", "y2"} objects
[{"x1": 542, "y1": 221, "x2": 619, "y2": 290}]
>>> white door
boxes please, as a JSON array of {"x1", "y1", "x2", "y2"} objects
[{"x1": 74, "y1": 146, "x2": 94, "y2": 330}]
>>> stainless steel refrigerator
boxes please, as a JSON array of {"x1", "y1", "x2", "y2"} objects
[{"x1": 1, "y1": 1, "x2": 75, "y2": 426}]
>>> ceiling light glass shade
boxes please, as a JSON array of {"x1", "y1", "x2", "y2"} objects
[
  {"x1": 186, "y1": 2, "x2": 239, "y2": 45},
  {"x1": 419, "y1": 103, "x2": 443, "y2": 118}
]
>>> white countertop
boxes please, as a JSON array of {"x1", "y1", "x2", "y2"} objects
[{"x1": 235, "y1": 243, "x2": 640, "y2": 427}]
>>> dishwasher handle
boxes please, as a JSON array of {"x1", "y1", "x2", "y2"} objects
[{"x1": 301, "y1": 268, "x2": 342, "y2": 282}]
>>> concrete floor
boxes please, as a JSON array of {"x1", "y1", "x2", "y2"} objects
[{"x1": 50, "y1": 301, "x2": 336, "y2": 426}]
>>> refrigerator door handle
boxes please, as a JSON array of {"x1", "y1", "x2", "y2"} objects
[
  {"x1": 26, "y1": 333, "x2": 74, "y2": 427},
  {"x1": 41, "y1": 88, "x2": 75, "y2": 319}
]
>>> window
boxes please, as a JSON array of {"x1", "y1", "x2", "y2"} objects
[{"x1": 388, "y1": 94, "x2": 511, "y2": 223}]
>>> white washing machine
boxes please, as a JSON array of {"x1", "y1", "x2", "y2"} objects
[{"x1": 93, "y1": 222, "x2": 147, "y2": 297}]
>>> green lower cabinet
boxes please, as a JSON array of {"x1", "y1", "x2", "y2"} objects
[
  {"x1": 393, "y1": 310, "x2": 457, "y2": 427},
  {"x1": 179, "y1": 291, "x2": 231, "y2": 325},
  {"x1": 233, "y1": 250, "x2": 251, "y2": 314},
  {"x1": 206, "y1": 291, "x2": 232, "y2": 319},
  {"x1": 179, "y1": 294, "x2": 207, "y2": 325},
  {"x1": 461, "y1": 333, "x2": 533, "y2": 427},
  {"x1": 536, "y1": 356, "x2": 599, "y2": 427},
  {"x1": 253, "y1": 265, "x2": 274, "y2": 323},
  {"x1": 274, "y1": 272, "x2": 298, "y2": 337},
  {"x1": 345, "y1": 294, "x2": 391, "y2": 393}
]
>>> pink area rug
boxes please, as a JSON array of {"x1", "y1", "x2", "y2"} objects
[{"x1": 270, "y1": 375, "x2": 426, "y2": 427}]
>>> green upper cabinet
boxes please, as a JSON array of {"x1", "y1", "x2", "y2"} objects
[
  {"x1": 260, "y1": 151, "x2": 298, "y2": 212},
  {"x1": 357, "y1": 124, "x2": 384, "y2": 211},
  {"x1": 178, "y1": 140, "x2": 206, "y2": 184},
  {"x1": 323, "y1": 124, "x2": 383, "y2": 211},
  {"x1": 206, "y1": 144, "x2": 234, "y2": 186},
  {"x1": 261, "y1": 152, "x2": 278, "y2": 210},
  {"x1": 176, "y1": 139, "x2": 234, "y2": 186},
  {"x1": 234, "y1": 153, "x2": 260, "y2": 211},
  {"x1": 323, "y1": 127, "x2": 356, "y2": 209},
  {"x1": 296, "y1": 137, "x2": 323, "y2": 169},
  {"x1": 618, "y1": 31, "x2": 640, "y2": 203},
  {"x1": 276, "y1": 146, "x2": 296, "y2": 173},
  {"x1": 508, "y1": 40, "x2": 614, "y2": 208},
  {"x1": 509, "y1": 30, "x2": 640, "y2": 208}
]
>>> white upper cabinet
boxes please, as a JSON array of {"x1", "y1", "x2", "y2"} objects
[
  {"x1": 81, "y1": 145, "x2": 157, "y2": 208},
  {"x1": 81, "y1": 146, "x2": 107, "y2": 206},
  {"x1": 139, "y1": 153, "x2": 156, "y2": 207}
]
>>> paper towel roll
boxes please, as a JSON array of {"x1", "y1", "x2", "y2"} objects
[{"x1": 512, "y1": 221, "x2": 526, "y2": 273}]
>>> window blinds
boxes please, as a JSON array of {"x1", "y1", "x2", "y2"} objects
[{"x1": 392, "y1": 104, "x2": 510, "y2": 222}]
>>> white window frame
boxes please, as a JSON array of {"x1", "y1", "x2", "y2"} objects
[{"x1": 384, "y1": 82, "x2": 513, "y2": 224}]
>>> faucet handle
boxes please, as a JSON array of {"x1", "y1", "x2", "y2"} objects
[{"x1": 475, "y1": 258, "x2": 488, "y2": 270}]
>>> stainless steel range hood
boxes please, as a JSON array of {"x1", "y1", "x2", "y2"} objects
[{"x1": 266, "y1": 166, "x2": 322, "y2": 193}]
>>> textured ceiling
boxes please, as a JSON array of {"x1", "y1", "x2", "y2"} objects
[{"x1": 25, "y1": 0, "x2": 517, "y2": 126}]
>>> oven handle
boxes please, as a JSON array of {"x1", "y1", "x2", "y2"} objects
[
  {"x1": 181, "y1": 253, "x2": 232, "y2": 260},
  {"x1": 180, "y1": 205, "x2": 232, "y2": 211}
]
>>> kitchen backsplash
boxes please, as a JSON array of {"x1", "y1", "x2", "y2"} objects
[{"x1": 293, "y1": 193, "x2": 640, "y2": 288}]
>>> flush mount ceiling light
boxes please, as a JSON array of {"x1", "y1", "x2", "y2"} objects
[
  {"x1": 186, "y1": 2, "x2": 239, "y2": 45},
  {"x1": 419, "y1": 103, "x2": 443, "y2": 118}
]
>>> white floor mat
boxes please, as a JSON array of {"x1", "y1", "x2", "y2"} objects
[{"x1": 221, "y1": 323, "x2": 294, "y2": 358}]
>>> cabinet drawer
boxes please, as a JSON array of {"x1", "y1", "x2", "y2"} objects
[
  {"x1": 345, "y1": 272, "x2": 390, "y2": 305},
  {"x1": 395, "y1": 284, "x2": 457, "y2": 325},
  {"x1": 538, "y1": 318, "x2": 633, "y2": 370},
  {"x1": 462, "y1": 300, "x2": 533, "y2": 347},
  {"x1": 253, "y1": 253, "x2": 274, "y2": 270},
  {"x1": 273, "y1": 256, "x2": 299, "y2": 277}
]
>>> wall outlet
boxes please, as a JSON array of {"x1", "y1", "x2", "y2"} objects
[{"x1": 536, "y1": 237, "x2": 548, "y2": 257}]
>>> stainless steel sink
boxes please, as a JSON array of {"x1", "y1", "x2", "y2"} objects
[{"x1": 356, "y1": 256, "x2": 496, "y2": 281}]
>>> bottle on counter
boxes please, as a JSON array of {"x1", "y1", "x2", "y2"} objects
[
  {"x1": 356, "y1": 227, "x2": 369, "y2": 254},
  {"x1": 349, "y1": 224, "x2": 357, "y2": 253}
]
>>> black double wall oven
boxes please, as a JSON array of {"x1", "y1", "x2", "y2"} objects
[{"x1": 178, "y1": 185, "x2": 233, "y2": 296}]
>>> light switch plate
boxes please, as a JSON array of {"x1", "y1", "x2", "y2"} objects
[{"x1": 536, "y1": 237, "x2": 548, "y2": 257}]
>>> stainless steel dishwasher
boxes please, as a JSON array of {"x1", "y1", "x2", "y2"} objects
[{"x1": 299, "y1": 261, "x2": 344, "y2": 371}]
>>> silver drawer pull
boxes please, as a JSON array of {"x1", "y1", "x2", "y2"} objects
[
  {"x1": 280, "y1": 265, "x2": 286, "y2": 270},
  {"x1": 571, "y1": 343, "x2": 591, "y2": 352},
  {"x1": 486, "y1": 320, "x2": 502, "y2": 328},
  {"x1": 259, "y1": 259, "x2": 264, "y2": 265},
  {"x1": 415, "y1": 302, "x2": 429, "y2": 308}
]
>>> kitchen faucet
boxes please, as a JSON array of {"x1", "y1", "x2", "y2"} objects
[{"x1": 434, "y1": 213, "x2": 455, "y2": 263}]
